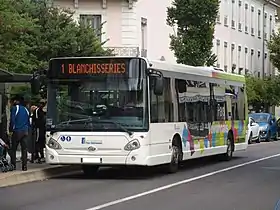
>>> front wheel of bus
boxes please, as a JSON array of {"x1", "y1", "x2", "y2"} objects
[
  {"x1": 167, "y1": 145, "x2": 180, "y2": 173},
  {"x1": 82, "y1": 165, "x2": 99, "y2": 177}
]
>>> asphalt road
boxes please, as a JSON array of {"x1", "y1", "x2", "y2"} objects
[{"x1": 1, "y1": 141, "x2": 280, "y2": 210}]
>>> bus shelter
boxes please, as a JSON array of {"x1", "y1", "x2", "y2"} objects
[{"x1": 0, "y1": 68, "x2": 33, "y2": 153}]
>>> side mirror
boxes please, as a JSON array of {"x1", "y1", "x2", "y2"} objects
[
  {"x1": 31, "y1": 77, "x2": 41, "y2": 95},
  {"x1": 250, "y1": 122, "x2": 253, "y2": 126},
  {"x1": 154, "y1": 76, "x2": 163, "y2": 95}
]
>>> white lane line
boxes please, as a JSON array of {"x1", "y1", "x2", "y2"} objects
[{"x1": 85, "y1": 153, "x2": 280, "y2": 210}]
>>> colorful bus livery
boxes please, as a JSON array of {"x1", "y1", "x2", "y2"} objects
[
  {"x1": 31, "y1": 57, "x2": 248, "y2": 175},
  {"x1": 182, "y1": 120, "x2": 246, "y2": 157}
]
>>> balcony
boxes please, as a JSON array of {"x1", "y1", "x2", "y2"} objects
[
  {"x1": 74, "y1": 0, "x2": 138, "y2": 9},
  {"x1": 104, "y1": 47, "x2": 147, "y2": 57},
  {"x1": 104, "y1": 47, "x2": 140, "y2": 56}
]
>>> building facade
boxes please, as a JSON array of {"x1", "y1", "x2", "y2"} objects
[
  {"x1": 214, "y1": 0, "x2": 279, "y2": 77},
  {"x1": 54, "y1": 0, "x2": 279, "y2": 76}
]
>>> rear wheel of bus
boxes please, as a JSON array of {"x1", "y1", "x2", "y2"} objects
[
  {"x1": 221, "y1": 133, "x2": 234, "y2": 161},
  {"x1": 82, "y1": 165, "x2": 99, "y2": 176},
  {"x1": 166, "y1": 136, "x2": 183, "y2": 173}
]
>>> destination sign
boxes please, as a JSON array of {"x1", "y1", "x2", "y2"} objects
[
  {"x1": 61, "y1": 63, "x2": 126, "y2": 75},
  {"x1": 48, "y1": 58, "x2": 130, "y2": 79}
]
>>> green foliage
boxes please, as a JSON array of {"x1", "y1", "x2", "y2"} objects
[
  {"x1": 10, "y1": 85, "x2": 41, "y2": 104},
  {"x1": 0, "y1": 0, "x2": 110, "y2": 73},
  {"x1": 0, "y1": 0, "x2": 37, "y2": 73},
  {"x1": 267, "y1": 29, "x2": 280, "y2": 72},
  {"x1": 246, "y1": 75, "x2": 280, "y2": 107},
  {"x1": 166, "y1": 0, "x2": 219, "y2": 66}
]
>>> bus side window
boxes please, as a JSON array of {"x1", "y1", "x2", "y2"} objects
[
  {"x1": 211, "y1": 83, "x2": 226, "y2": 121},
  {"x1": 150, "y1": 77, "x2": 173, "y2": 123},
  {"x1": 175, "y1": 78, "x2": 187, "y2": 122},
  {"x1": 227, "y1": 85, "x2": 245, "y2": 121}
]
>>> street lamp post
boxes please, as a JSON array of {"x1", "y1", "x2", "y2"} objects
[{"x1": 262, "y1": 1, "x2": 267, "y2": 78}]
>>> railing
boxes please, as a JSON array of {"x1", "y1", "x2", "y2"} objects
[{"x1": 104, "y1": 47, "x2": 148, "y2": 58}]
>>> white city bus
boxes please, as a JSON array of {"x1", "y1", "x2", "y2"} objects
[{"x1": 32, "y1": 56, "x2": 248, "y2": 175}]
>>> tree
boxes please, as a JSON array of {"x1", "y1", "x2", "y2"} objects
[
  {"x1": 246, "y1": 75, "x2": 280, "y2": 111},
  {"x1": 0, "y1": 0, "x2": 37, "y2": 73},
  {"x1": 267, "y1": 29, "x2": 280, "y2": 71},
  {"x1": 0, "y1": 0, "x2": 110, "y2": 73},
  {"x1": 166, "y1": 0, "x2": 219, "y2": 66}
]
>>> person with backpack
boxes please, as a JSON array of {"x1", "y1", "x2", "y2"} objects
[{"x1": 9, "y1": 95, "x2": 30, "y2": 171}]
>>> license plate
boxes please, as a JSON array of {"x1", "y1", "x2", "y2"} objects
[{"x1": 81, "y1": 158, "x2": 102, "y2": 163}]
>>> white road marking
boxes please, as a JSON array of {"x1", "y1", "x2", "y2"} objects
[
  {"x1": 248, "y1": 142, "x2": 277, "y2": 147},
  {"x1": 85, "y1": 153, "x2": 280, "y2": 210}
]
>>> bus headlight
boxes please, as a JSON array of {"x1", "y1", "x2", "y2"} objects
[
  {"x1": 47, "y1": 138, "x2": 62, "y2": 150},
  {"x1": 124, "y1": 139, "x2": 140, "y2": 151}
]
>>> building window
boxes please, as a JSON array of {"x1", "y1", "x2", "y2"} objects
[
  {"x1": 80, "y1": 15, "x2": 102, "y2": 41},
  {"x1": 216, "y1": 39, "x2": 221, "y2": 67},
  {"x1": 224, "y1": 42, "x2": 228, "y2": 66},
  {"x1": 257, "y1": 9, "x2": 261, "y2": 38},
  {"x1": 238, "y1": 0, "x2": 242, "y2": 31},
  {"x1": 224, "y1": 15, "x2": 229, "y2": 26},
  {"x1": 217, "y1": 12, "x2": 221, "y2": 23},
  {"x1": 251, "y1": 6, "x2": 254, "y2": 36},
  {"x1": 238, "y1": 45, "x2": 241, "y2": 71},
  {"x1": 250, "y1": 49, "x2": 254, "y2": 74},
  {"x1": 269, "y1": 15, "x2": 272, "y2": 39},
  {"x1": 224, "y1": 41, "x2": 228, "y2": 68},
  {"x1": 245, "y1": 47, "x2": 248, "y2": 71},
  {"x1": 231, "y1": 0, "x2": 236, "y2": 29},
  {"x1": 231, "y1": 43, "x2": 235, "y2": 72},
  {"x1": 141, "y1": 18, "x2": 147, "y2": 57},
  {"x1": 264, "y1": 52, "x2": 270, "y2": 73},
  {"x1": 245, "y1": 3, "x2": 248, "y2": 33}
]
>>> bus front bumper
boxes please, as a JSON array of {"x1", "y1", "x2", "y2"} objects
[{"x1": 45, "y1": 146, "x2": 150, "y2": 166}]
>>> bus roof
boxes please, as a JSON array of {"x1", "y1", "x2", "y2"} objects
[
  {"x1": 48, "y1": 56, "x2": 245, "y2": 84},
  {"x1": 148, "y1": 60, "x2": 245, "y2": 84}
]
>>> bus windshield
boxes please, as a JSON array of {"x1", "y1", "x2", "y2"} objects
[{"x1": 46, "y1": 57, "x2": 149, "y2": 132}]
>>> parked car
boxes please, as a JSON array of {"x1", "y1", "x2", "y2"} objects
[
  {"x1": 247, "y1": 117, "x2": 260, "y2": 144},
  {"x1": 249, "y1": 113, "x2": 277, "y2": 142}
]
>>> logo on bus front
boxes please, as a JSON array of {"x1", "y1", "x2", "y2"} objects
[{"x1": 88, "y1": 146, "x2": 96, "y2": 152}]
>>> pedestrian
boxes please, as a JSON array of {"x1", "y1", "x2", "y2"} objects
[
  {"x1": 33, "y1": 99, "x2": 46, "y2": 163},
  {"x1": 9, "y1": 95, "x2": 30, "y2": 171},
  {"x1": 30, "y1": 105, "x2": 38, "y2": 163}
]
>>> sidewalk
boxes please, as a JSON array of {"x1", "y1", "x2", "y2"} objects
[{"x1": 0, "y1": 154, "x2": 81, "y2": 187}]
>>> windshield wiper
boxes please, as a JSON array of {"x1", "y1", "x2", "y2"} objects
[
  {"x1": 49, "y1": 118, "x2": 133, "y2": 136},
  {"x1": 49, "y1": 118, "x2": 96, "y2": 135},
  {"x1": 97, "y1": 119, "x2": 133, "y2": 136}
]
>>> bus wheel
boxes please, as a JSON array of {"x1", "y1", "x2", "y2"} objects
[
  {"x1": 82, "y1": 165, "x2": 99, "y2": 177},
  {"x1": 167, "y1": 144, "x2": 180, "y2": 173},
  {"x1": 248, "y1": 133, "x2": 252, "y2": 144},
  {"x1": 222, "y1": 135, "x2": 233, "y2": 161}
]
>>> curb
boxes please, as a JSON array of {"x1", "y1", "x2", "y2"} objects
[{"x1": 0, "y1": 165, "x2": 81, "y2": 188}]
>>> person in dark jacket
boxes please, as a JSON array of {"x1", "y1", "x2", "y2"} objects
[
  {"x1": 33, "y1": 99, "x2": 46, "y2": 163},
  {"x1": 9, "y1": 95, "x2": 30, "y2": 171}
]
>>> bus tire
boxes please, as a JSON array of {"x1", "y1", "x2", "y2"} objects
[
  {"x1": 82, "y1": 165, "x2": 99, "y2": 177},
  {"x1": 222, "y1": 134, "x2": 234, "y2": 161},
  {"x1": 248, "y1": 133, "x2": 252, "y2": 144},
  {"x1": 167, "y1": 139, "x2": 182, "y2": 173}
]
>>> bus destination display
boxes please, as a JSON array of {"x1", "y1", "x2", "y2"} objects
[{"x1": 61, "y1": 62, "x2": 126, "y2": 75}]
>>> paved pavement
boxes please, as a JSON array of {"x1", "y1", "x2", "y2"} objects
[{"x1": 1, "y1": 141, "x2": 280, "y2": 210}]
